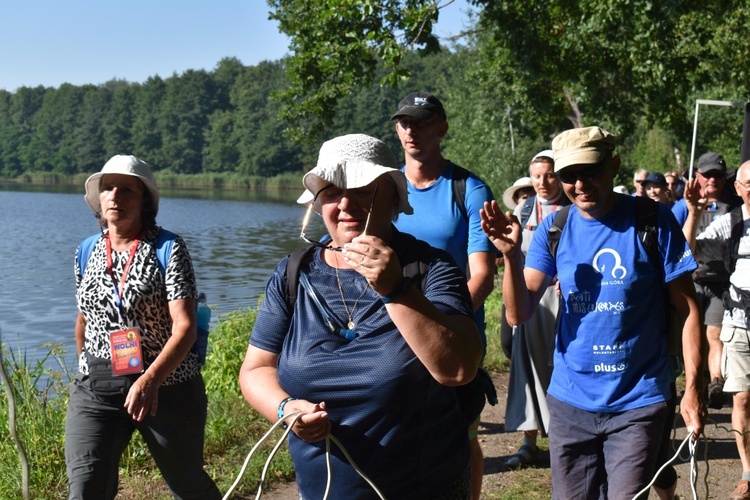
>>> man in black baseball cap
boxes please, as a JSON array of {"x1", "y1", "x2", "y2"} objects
[
  {"x1": 676, "y1": 151, "x2": 741, "y2": 411},
  {"x1": 390, "y1": 91, "x2": 497, "y2": 500},
  {"x1": 390, "y1": 92, "x2": 447, "y2": 121}
]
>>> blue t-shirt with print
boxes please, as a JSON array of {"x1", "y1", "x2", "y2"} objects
[
  {"x1": 395, "y1": 162, "x2": 495, "y2": 348},
  {"x1": 525, "y1": 195, "x2": 697, "y2": 412},
  {"x1": 250, "y1": 229, "x2": 473, "y2": 499}
]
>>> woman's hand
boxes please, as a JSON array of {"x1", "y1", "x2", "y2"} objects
[
  {"x1": 124, "y1": 373, "x2": 159, "y2": 421},
  {"x1": 343, "y1": 235, "x2": 403, "y2": 297},
  {"x1": 283, "y1": 400, "x2": 332, "y2": 443},
  {"x1": 480, "y1": 200, "x2": 522, "y2": 258}
]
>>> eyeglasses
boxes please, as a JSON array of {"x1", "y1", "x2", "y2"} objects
[
  {"x1": 736, "y1": 179, "x2": 750, "y2": 190},
  {"x1": 300, "y1": 185, "x2": 379, "y2": 251},
  {"x1": 557, "y1": 164, "x2": 605, "y2": 185},
  {"x1": 634, "y1": 179, "x2": 644, "y2": 184}
]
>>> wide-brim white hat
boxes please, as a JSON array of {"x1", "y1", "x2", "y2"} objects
[
  {"x1": 502, "y1": 176, "x2": 534, "y2": 210},
  {"x1": 85, "y1": 155, "x2": 159, "y2": 215},
  {"x1": 300, "y1": 134, "x2": 413, "y2": 214}
]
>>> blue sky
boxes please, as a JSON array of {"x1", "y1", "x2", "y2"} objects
[{"x1": 0, "y1": 0, "x2": 474, "y2": 92}]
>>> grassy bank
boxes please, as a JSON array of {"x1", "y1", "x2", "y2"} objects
[
  {"x1": 0, "y1": 289, "x2": 508, "y2": 498},
  {"x1": 5, "y1": 171, "x2": 303, "y2": 191}
]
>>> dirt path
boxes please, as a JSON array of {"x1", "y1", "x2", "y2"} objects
[{"x1": 258, "y1": 371, "x2": 744, "y2": 499}]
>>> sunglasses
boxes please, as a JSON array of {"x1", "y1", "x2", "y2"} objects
[
  {"x1": 299, "y1": 184, "x2": 379, "y2": 251},
  {"x1": 697, "y1": 170, "x2": 725, "y2": 180},
  {"x1": 557, "y1": 164, "x2": 605, "y2": 185}
]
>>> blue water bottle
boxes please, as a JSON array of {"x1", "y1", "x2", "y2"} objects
[{"x1": 195, "y1": 292, "x2": 211, "y2": 364}]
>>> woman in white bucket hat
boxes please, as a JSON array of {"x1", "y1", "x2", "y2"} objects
[
  {"x1": 240, "y1": 134, "x2": 482, "y2": 498},
  {"x1": 66, "y1": 155, "x2": 221, "y2": 499}
]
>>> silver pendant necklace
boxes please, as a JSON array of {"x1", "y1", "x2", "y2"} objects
[{"x1": 333, "y1": 254, "x2": 368, "y2": 331}]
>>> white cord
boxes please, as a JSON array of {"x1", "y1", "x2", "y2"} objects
[
  {"x1": 632, "y1": 430, "x2": 696, "y2": 500},
  {"x1": 223, "y1": 411, "x2": 386, "y2": 500}
]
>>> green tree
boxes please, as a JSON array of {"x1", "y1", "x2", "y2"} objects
[
  {"x1": 72, "y1": 85, "x2": 110, "y2": 173},
  {"x1": 131, "y1": 76, "x2": 166, "y2": 168},
  {"x1": 159, "y1": 69, "x2": 217, "y2": 174},
  {"x1": 29, "y1": 84, "x2": 88, "y2": 173},
  {"x1": 101, "y1": 80, "x2": 136, "y2": 161},
  {"x1": 267, "y1": 0, "x2": 750, "y2": 149},
  {"x1": 233, "y1": 60, "x2": 301, "y2": 176},
  {"x1": 268, "y1": 0, "x2": 444, "y2": 139}
]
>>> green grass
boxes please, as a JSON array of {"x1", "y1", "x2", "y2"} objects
[
  {"x1": 10, "y1": 171, "x2": 302, "y2": 192},
  {"x1": 0, "y1": 288, "x2": 509, "y2": 498}
]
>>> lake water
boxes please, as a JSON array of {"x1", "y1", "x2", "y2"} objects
[{"x1": 0, "y1": 183, "x2": 326, "y2": 370}]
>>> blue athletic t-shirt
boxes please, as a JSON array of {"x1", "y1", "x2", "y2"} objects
[
  {"x1": 250, "y1": 229, "x2": 473, "y2": 499},
  {"x1": 394, "y1": 162, "x2": 495, "y2": 348},
  {"x1": 525, "y1": 196, "x2": 697, "y2": 412}
]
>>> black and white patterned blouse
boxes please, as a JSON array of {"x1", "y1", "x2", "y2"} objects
[{"x1": 75, "y1": 226, "x2": 200, "y2": 385}]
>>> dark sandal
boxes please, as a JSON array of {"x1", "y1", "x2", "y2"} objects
[
  {"x1": 506, "y1": 444, "x2": 538, "y2": 468},
  {"x1": 707, "y1": 377, "x2": 725, "y2": 410}
]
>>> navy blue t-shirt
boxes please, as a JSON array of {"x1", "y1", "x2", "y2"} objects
[{"x1": 250, "y1": 229, "x2": 474, "y2": 499}]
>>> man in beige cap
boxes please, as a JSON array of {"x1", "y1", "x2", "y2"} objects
[{"x1": 480, "y1": 126, "x2": 705, "y2": 499}]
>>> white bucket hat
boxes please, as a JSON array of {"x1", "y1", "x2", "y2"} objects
[
  {"x1": 502, "y1": 176, "x2": 534, "y2": 210},
  {"x1": 299, "y1": 134, "x2": 413, "y2": 214},
  {"x1": 85, "y1": 155, "x2": 160, "y2": 215}
]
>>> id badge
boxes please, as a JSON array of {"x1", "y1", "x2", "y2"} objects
[{"x1": 109, "y1": 328, "x2": 144, "y2": 376}]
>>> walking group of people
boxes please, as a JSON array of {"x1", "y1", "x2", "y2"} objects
[{"x1": 65, "y1": 90, "x2": 749, "y2": 500}]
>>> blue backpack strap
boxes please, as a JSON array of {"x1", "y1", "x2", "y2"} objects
[
  {"x1": 78, "y1": 229, "x2": 176, "y2": 278},
  {"x1": 519, "y1": 195, "x2": 536, "y2": 228},
  {"x1": 154, "y1": 228, "x2": 177, "y2": 277},
  {"x1": 77, "y1": 233, "x2": 103, "y2": 277}
]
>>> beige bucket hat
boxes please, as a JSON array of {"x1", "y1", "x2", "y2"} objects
[
  {"x1": 84, "y1": 155, "x2": 159, "y2": 215},
  {"x1": 298, "y1": 134, "x2": 413, "y2": 214},
  {"x1": 502, "y1": 177, "x2": 534, "y2": 210}
]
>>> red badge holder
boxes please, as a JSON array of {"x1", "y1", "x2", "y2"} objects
[{"x1": 109, "y1": 328, "x2": 145, "y2": 376}]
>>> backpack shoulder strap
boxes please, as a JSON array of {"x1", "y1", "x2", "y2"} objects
[
  {"x1": 284, "y1": 246, "x2": 317, "y2": 309},
  {"x1": 633, "y1": 196, "x2": 661, "y2": 274},
  {"x1": 451, "y1": 164, "x2": 471, "y2": 221},
  {"x1": 519, "y1": 195, "x2": 536, "y2": 227},
  {"x1": 547, "y1": 205, "x2": 572, "y2": 260},
  {"x1": 729, "y1": 206, "x2": 745, "y2": 274},
  {"x1": 154, "y1": 228, "x2": 177, "y2": 277},
  {"x1": 400, "y1": 238, "x2": 433, "y2": 290},
  {"x1": 77, "y1": 233, "x2": 102, "y2": 277}
]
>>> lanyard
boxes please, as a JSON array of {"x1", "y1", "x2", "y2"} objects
[{"x1": 105, "y1": 233, "x2": 140, "y2": 315}]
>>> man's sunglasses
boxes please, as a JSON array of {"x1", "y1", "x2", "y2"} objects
[
  {"x1": 299, "y1": 184, "x2": 379, "y2": 251},
  {"x1": 557, "y1": 164, "x2": 605, "y2": 185}
]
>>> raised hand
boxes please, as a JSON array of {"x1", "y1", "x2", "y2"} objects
[{"x1": 480, "y1": 200, "x2": 522, "y2": 258}]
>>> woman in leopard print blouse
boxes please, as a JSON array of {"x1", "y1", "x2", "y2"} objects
[{"x1": 64, "y1": 155, "x2": 220, "y2": 500}]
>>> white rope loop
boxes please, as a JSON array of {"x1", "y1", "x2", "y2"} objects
[
  {"x1": 632, "y1": 430, "x2": 696, "y2": 500},
  {"x1": 223, "y1": 411, "x2": 386, "y2": 500}
]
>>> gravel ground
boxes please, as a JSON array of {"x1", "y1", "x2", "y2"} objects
[{"x1": 258, "y1": 371, "x2": 744, "y2": 499}]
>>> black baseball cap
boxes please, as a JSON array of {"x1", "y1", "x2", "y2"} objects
[
  {"x1": 391, "y1": 92, "x2": 447, "y2": 121},
  {"x1": 696, "y1": 152, "x2": 727, "y2": 175}
]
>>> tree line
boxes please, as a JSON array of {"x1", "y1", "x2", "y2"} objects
[{"x1": 2, "y1": 0, "x2": 749, "y2": 198}]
